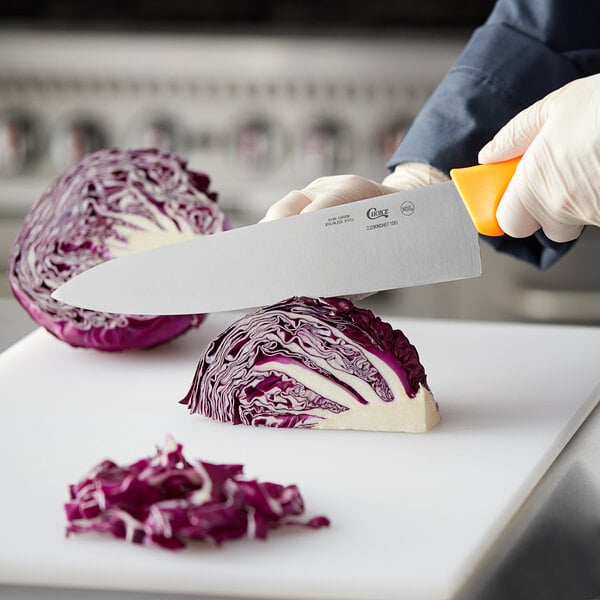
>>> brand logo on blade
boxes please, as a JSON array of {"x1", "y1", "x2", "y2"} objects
[
  {"x1": 366, "y1": 207, "x2": 389, "y2": 220},
  {"x1": 401, "y1": 201, "x2": 415, "y2": 216}
]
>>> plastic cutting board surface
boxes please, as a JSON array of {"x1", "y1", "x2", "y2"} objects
[{"x1": 0, "y1": 315, "x2": 599, "y2": 600}]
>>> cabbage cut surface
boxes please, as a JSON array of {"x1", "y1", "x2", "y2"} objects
[
  {"x1": 9, "y1": 148, "x2": 228, "y2": 351},
  {"x1": 183, "y1": 297, "x2": 440, "y2": 432}
]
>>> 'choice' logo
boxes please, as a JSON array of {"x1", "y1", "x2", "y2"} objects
[{"x1": 366, "y1": 207, "x2": 389, "y2": 220}]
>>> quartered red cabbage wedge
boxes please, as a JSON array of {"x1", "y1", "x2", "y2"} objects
[
  {"x1": 9, "y1": 148, "x2": 228, "y2": 351},
  {"x1": 183, "y1": 296, "x2": 440, "y2": 433},
  {"x1": 65, "y1": 436, "x2": 329, "y2": 550}
]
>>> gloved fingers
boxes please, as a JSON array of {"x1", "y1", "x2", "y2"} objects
[
  {"x1": 298, "y1": 187, "x2": 353, "y2": 214},
  {"x1": 540, "y1": 222, "x2": 584, "y2": 243},
  {"x1": 260, "y1": 190, "x2": 312, "y2": 222},
  {"x1": 261, "y1": 175, "x2": 391, "y2": 222},
  {"x1": 299, "y1": 175, "x2": 390, "y2": 214},
  {"x1": 495, "y1": 151, "x2": 542, "y2": 238},
  {"x1": 299, "y1": 189, "x2": 363, "y2": 214},
  {"x1": 496, "y1": 189, "x2": 541, "y2": 238},
  {"x1": 496, "y1": 149, "x2": 585, "y2": 243},
  {"x1": 382, "y1": 162, "x2": 449, "y2": 189},
  {"x1": 262, "y1": 165, "x2": 448, "y2": 224},
  {"x1": 478, "y1": 96, "x2": 551, "y2": 164},
  {"x1": 497, "y1": 186, "x2": 583, "y2": 242}
]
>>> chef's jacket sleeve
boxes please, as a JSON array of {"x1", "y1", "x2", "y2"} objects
[{"x1": 387, "y1": 0, "x2": 600, "y2": 269}]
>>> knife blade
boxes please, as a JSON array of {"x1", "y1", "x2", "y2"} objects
[{"x1": 52, "y1": 157, "x2": 520, "y2": 315}]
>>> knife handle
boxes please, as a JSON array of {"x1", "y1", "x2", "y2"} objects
[{"x1": 450, "y1": 156, "x2": 521, "y2": 237}]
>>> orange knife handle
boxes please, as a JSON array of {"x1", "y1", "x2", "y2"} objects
[{"x1": 450, "y1": 156, "x2": 521, "y2": 237}]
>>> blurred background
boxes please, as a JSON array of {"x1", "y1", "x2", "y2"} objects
[{"x1": 1, "y1": 0, "x2": 599, "y2": 324}]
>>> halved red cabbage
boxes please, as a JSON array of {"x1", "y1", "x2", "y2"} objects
[
  {"x1": 183, "y1": 296, "x2": 440, "y2": 433},
  {"x1": 9, "y1": 148, "x2": 228, "y2": 351},
  {"x1": 65, "y1": 436, "x2": 329, "y2": 550}
]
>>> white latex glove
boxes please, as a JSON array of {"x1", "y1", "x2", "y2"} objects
[
  {"x1": 478, "y1": 74, "x2": 600, "y2": 243},
  {"x1": 260, "y1": 163, "x2": 448, "y2": 222}
]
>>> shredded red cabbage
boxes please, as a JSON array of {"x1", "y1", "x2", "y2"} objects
[
  {"x1": 183, "y1": 296, "x2": 434, "y2": 430},
  {"x1": 9, "y1": 148, "x2": 228, "y2": 351},
  {"x1": 65, "y1": 436, "x2": 329, "y2": 550}
]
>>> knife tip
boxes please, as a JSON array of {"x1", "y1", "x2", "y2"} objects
[{"x1": 50, "y1": 286, "x2": 66, "y2": 303}]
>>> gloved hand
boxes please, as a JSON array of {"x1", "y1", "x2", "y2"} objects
[
  {"x1": 478, "y1": 73, "x2": 600, "y2": 243},
  {"x1": 260, "y1": 162, "x2": 448, "y2": 221}
]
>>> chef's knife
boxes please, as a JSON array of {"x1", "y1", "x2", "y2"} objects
[{"x1": 52, "y1": 157, "x2": 520, "y2": 315}]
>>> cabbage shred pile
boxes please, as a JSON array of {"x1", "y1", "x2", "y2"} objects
[
  {"x1": 65, "y1": 437, "x2": 329, "y2": 550},
  {"x1": 9, "y1": 148, "x2": 227, "y2": 351}
]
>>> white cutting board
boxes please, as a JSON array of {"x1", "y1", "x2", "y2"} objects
[{"x1": 0, "y1": 315, "x2": 599, "y2": 600}]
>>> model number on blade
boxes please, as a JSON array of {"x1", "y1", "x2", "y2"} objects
[{"x1": 366, "y1": 220, "x2": 399, "y2": 231}]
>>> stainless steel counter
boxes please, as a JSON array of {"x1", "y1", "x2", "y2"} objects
[{"x1": 457, "y1": 393, "x2": 600, "y2": 600}]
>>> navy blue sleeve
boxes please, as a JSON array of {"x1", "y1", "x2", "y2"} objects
[{"x1": 388, "y1": 0, "x2": 600, "y2": 269}]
